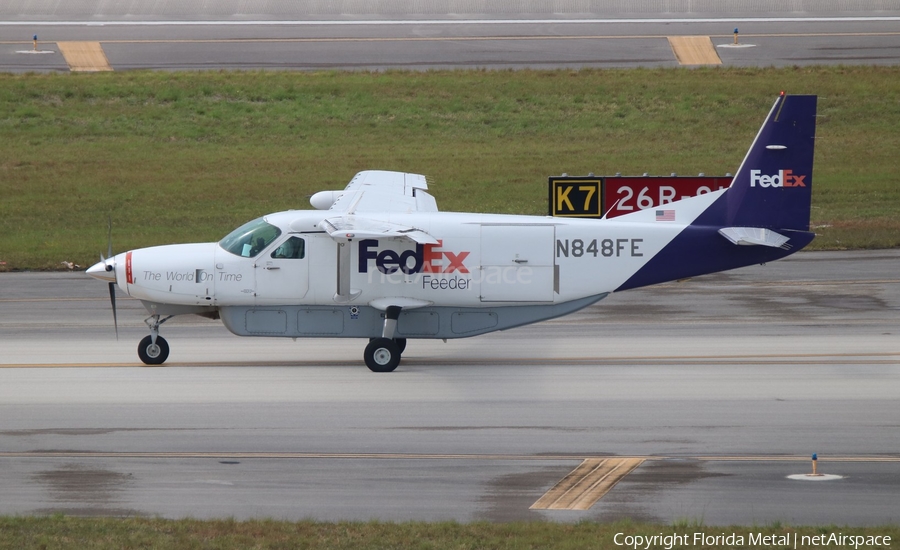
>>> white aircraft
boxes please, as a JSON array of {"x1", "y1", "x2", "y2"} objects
[{"x1": 88, "y1": 93, "x2": 817, "y2": 372}]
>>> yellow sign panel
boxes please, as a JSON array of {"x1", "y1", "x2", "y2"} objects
[{"x1": 549, "y1": 178, "x2": 603, "y2": 217}]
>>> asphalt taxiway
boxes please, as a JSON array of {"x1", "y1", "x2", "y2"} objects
[
  {"x1": 1, "y1": 250, "x2": 898, "y2": 523},
  {"x1": 2, "y1": 8, "x2": 900, "y2": 71},
  {"x1": 2, "y1": 0, "x2": 898, "y2": 527}
]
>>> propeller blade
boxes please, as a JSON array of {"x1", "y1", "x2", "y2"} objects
[
  {"x1": 108, "y1": 281, "x2": 119, "y2": 341},
  {"x1": 107, "y1": 215, "x2": 113, "y2": 260}
]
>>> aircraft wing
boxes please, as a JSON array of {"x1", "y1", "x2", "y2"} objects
[
  {"x1": 316, "y1": 216, "x2": 439, "y2": 245},
  {"x1": 328, "y1": 170, "x2": 439, "y2": 214},
  {"x1": 302, "y1": 172, "x2": 440, "y2": 303}
]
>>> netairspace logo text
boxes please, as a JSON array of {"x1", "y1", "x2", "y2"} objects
[{"x1": 614, "y1": 532, "x2": 892, "y2": 550}]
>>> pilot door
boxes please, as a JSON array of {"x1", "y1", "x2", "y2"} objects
[{"x1": 254, "y1": 235, "x2": 310, "y2": 303}]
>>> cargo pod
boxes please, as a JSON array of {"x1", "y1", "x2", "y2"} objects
[{"x1": 479, "y1": 224, "x2": 555, "y2": 302}]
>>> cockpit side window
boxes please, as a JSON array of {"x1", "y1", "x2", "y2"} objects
[
  {"x1": 219, "y1": 218, "x2": 282, "y2": 258},
  {"x1": 271, "y1": 236, "x2": 306, "y2": 259}
]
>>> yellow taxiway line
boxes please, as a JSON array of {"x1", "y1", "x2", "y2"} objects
[
  {"x1": 0, "y1": 297, "x2": 111, "y2": 303},
  {"x1": 46, "y1": 31, "x2": 900, "y2": 44},
  {"x1": 2, "y1": 352, "x2": 898, "y2": 369},
  {"x1": 1, "y1": 31, "x2": 898, "y2": 47},
  {"x1": 1, "y1": 451, "x2": 897, "y2": 462}
]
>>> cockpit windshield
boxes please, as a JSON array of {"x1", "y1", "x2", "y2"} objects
[{"x1": 219, "y1": 217, "x2": 282, "y2": 258}]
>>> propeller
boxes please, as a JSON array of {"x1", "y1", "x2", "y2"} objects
[
  {"x1": 107, "y1": 214, "x2": 113, "y2": 260},
  {"x1": 108, "y1": 279, "x2": 118, "y2": 340},
  {"x1": 106, "y1": 215, "x2": 119, "y2": 340},
  {"x1": 88, "y1": 216, "x2": 120, "y2": 340},
  {"x1": 88, "y1": 253, "x2": 119, "y2": 340}
]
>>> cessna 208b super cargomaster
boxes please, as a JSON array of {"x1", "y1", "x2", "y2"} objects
[{"x1": 87, "y1": 93, "x2": 817, "y2": 372}]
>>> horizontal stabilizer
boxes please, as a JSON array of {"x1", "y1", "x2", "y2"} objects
[
  {"x1": 718, "y1": 227, "x2": 791, "y2": 249},
  {"x1": 314, "y1": 216, "x2": 439, "y2": 244}
]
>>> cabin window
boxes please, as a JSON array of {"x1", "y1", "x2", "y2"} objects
[
  {"x1": 271, "y1": 236, "x2": 306, "y2": 259},
  {"x1": 219, "y1": 217, "x2": 282, "y2": 258}
]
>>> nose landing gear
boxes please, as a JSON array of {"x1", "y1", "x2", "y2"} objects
[
  {"x1": 138, "y1": 334, "x2": 169, "y2": 365},
  {"x1": 138, "y1": 314, "x2": 173, "y2": 365}
]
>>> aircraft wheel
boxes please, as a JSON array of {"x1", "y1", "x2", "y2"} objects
[
  {"x1": 369, "y1": 337, "x2": 407, "y2": 354},
  {"x1": 395, "y1": 338, "x2": 407, "y2": 354},
  {"x1": 138, "y1": 335, "x2": 169, "y2": 365},
  {"x1": 364, "y1": 337, "x2": 401, "y2": 373}
]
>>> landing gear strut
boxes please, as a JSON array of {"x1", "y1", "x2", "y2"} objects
[
  {"x1": 138, "y1": 314, "x2": 173, "y2": 365},
  {"x1": 364, "y1": 306, "x2": 405, "y2": 373}
]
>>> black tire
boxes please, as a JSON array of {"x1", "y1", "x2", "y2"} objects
[
  {"x1": 364, "y1": 337, "x2": 401, "y2": 373},
  {"x1": 138, "y1": 335, "x2": 169, "y2": 365},
  {"x1": 369, "y1": 337, "x2": 407, "y2": 354}
]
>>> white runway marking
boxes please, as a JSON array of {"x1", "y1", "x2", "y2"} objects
[
  {"x1": 787, "y1": 474, "x2": 844, "y2": 481},
  {"x1": 2, "y1": 16, "x2": 900, "y2": 26}
]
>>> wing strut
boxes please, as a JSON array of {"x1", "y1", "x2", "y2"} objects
[{"x1": 334, "y1": 241, "x2": 361, "y2": 303}]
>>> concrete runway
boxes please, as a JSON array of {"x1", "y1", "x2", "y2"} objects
[
  {"x1": 1, "y1": 0, "x2": 899, "y2": 527},
  {"x1": 2, "y1": 14, "x2": 900, "y2": 71},
  {"x1": 1, "y1": 250, "x2": 899, "y2": 523}
]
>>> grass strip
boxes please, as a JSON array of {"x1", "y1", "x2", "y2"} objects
[
  {"x1": 1, "y1": 517, "x2": 898, "y2": 549},
  {"x1": 1, "y1": 66, "x2": 898, "y2": 270}
]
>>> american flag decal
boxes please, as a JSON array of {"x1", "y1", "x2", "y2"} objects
[{"x1": 655, "y1": 209, "x2": 675, "y2": 222}]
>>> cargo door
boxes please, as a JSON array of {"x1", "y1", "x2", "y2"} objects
[{"x1": 479, "y1": 225, "x2": 554, "y2": 302}]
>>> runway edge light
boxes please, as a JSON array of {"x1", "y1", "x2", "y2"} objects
[{"x1": 810, "y1": 452, "x2": 821, "y2": 476}]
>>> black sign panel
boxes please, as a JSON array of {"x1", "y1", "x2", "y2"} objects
[{"x1": 548, "y1": 177, "x2": 603, "y2": 217}]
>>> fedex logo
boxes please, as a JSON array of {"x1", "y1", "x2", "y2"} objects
[
  {"x1": 750, "y1": 169, "x2": 807, "y2": 188},
  {"x1": 358, "y1": 239, "x2": 470, "y2": 274}
]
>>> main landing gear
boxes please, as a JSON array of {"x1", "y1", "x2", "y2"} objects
[
  {"x1": 134, "y1": 309, "x2": 409, "y2": 371},
  {"x1": 364, "y1": 305, "x2": 406, "y2": 373},
  {"x1": 138, "y1": 314, "x2": 173, "y2": 365}
]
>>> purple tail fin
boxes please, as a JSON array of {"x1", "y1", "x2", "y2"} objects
[
  {"x1": 616, "y1": 94, "x2": 817, "y2": 292},
  {"x1": 725, "y1": 94, "x2": 817, "y2": 231}
]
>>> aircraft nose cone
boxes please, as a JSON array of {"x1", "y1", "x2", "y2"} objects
[{"x1": 86, "y1": 259, "x2": 116, "y2": 282}]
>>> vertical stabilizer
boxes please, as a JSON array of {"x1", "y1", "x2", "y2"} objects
[
  {"x1": 725, "y1": 94, "x2": 817, "y2": 231},
  {"x1": 616, "y1": 94, "x2": 817, "y2": 292}
]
